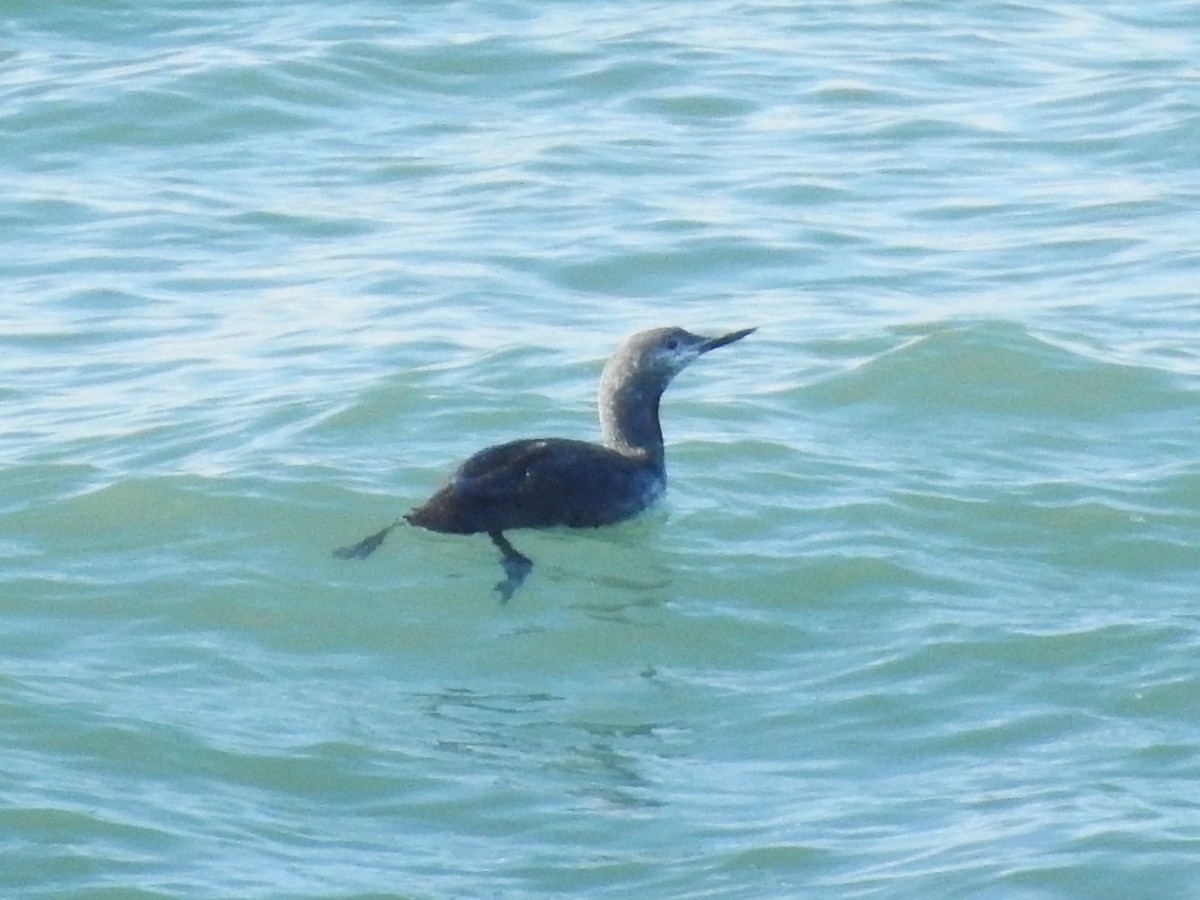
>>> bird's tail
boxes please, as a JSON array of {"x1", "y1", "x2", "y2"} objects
[{"x1": 333, "y1": 518, "x2": 402, "y2": 560}]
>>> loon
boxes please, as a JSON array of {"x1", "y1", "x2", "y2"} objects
[{"x1": 336, "y1": 326, "x2": 754, "y2": 600}]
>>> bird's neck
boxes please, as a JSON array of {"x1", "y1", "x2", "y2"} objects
[{"x1": 599, "y1": 382, "x2": 665, "y2": 470}]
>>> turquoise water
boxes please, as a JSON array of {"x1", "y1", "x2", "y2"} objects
[{"x1": 4, "y1": 1, "x2": 1200, "y2": 896}]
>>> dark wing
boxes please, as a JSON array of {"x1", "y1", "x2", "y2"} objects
[
  {"x1": 453, "y1": 439, "x2": 565, "y2": 495},
  {"x1": 407, "y1": 438, "x2": 657, "y2": 534}
]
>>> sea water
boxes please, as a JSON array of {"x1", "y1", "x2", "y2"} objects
[{"x1": 3, "y1": 1, "x2": 1199, "y2": 897}]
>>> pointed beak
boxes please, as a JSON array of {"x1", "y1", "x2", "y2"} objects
[{"x1": 700, "y1": 327, "x2": 756, "y2": 353}]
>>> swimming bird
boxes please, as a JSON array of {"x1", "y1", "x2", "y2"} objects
[{"x1": 335, "y1": 326, "x2": 755, "y2": 600}]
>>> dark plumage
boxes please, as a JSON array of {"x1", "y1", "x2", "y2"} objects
[
  {"x1": 336, "y1": 325, "x2": 754, "y2": 599},
  {"x1": 406, "y1": 438, "x2": 662, "y2": 533}
]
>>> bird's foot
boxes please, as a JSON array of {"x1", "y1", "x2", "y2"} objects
[
  {"x1": 334, "y1": 519, "x2": 400, "y2": 559},
  {"x1": 488, "y1": 530, "x2": 533, "y2": 603},
  {"x1": 494, "y1": 555, "x2": 532, "y2": 603}
]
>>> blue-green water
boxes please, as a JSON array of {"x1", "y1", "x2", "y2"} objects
[{"x1": 4, "y1": 1, "x2": 1200, "y2": 897}]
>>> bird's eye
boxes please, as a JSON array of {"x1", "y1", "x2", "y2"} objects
[{"x1": 665, "y1": 338, "x2": 678, "y2": 350}]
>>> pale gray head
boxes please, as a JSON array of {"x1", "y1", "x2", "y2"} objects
[{"x1": 598, "y1": 326, "x2": 755, "y2": 462}]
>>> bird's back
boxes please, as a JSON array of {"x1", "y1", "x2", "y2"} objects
[{"x1": 406, "y1": 438, "x2": 664, "y2": 535}]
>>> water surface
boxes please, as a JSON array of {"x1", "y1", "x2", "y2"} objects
[{"x1": 3, "y1": 1, "x2": 1199, "y2": 897}]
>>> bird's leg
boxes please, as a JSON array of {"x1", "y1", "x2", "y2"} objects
[
  {"x1": 488, "y1": 530, "x2": 532, "y2": 602},
  {"x1": 334, "y1": 518, "x2": 402, "y2": 560}
]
